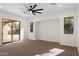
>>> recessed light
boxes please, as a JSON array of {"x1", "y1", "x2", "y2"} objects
[
  {"x1": 59, "y1": 4, "x2": 63, "y2": 8},
  {"x1": 50, "y1": 3, "x2": 56, "y2": 5},
  {"x1": 0, "y1": 5, "x2": 3, "y2": 8}
]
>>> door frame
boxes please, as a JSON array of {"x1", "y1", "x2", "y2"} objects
[{"x1": 2, "y1": 18, "x2": 20, "y2": 44}]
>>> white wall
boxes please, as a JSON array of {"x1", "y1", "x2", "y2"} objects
[
  {"x1": 28, "y1": 8, "x2": 78, "y2": 47},
  {"x1": 36, "y1": 19, "x2": 60, "y2": 42},
  {"x1": 28, "y1": 19, "x2": 36, "y2": 40},
  {"x1": 77, "y1": 4, "x2": 79, "y2": 53},
  {"x1": 59, "y1": 8, "x2": 77, "y2": 47},
  {"x1": 0, "y1": 10, "x2": 28, "y2": 45},
  {"x1": 35, "y1": 22, "x2": 39, "y2": 40}
]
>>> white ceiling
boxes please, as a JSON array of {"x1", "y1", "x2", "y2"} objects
[{"x1": 0, "y1": 3, "x2": 78, "y2": 17}]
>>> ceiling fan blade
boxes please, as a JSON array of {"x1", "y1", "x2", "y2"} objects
[
  {"x1": 23, "y1": 4, "x2": 29, "y2": 10},
  {"x1": 21, "y1": 11, "x2": 30, "y2": 15},
  {"x1": 32, "y1": 4, "x2": 37, "y2": 9},
  {"x1": 32, "y1": 12, "x2": 36, "y2": 15},
  {"x1": 34, "y1": 9, "x2": 43, "y2": 11},
  {"x1": 35, "y1": 11, "x2": 42, "y2": 14}
]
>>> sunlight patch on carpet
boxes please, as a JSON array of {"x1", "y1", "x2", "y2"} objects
[{"x1": 35, "y1": 48, "x2": 64, "y2": 56}]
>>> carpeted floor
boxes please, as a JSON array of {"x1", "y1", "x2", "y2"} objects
[{"x1": 0, "y1": 40, "x2": 78, "y2": 56}]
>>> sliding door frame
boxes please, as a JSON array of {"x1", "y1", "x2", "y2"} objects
[
  {"x1": 2, "y1": 18, "x2": 20, "y2": 44},
  {"x1": 12, "y1": 21, "x2": 20, "y2": 42}
]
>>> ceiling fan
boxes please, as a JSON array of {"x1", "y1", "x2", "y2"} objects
[{"x1": 21, "y1": 4, "x2": 44, "y2": 15}]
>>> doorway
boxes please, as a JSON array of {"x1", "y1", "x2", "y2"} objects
[{"x1": 2, "y1": 18, "x2": 20, "y2": 44}]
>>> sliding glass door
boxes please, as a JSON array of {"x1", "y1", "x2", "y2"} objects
[
  {"x1": 12, "y1": 21, "x2": 20, "y2": 42},
  {"x1": 2, "y1": 18, "x2": 20, "y2": 44}
]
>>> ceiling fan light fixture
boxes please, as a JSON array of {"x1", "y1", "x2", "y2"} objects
[{"x1": 21, "y1": 4, "x2": 43, "y2": 15}]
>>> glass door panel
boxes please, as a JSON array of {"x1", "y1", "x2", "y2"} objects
[
  {"x1": 3, "y1": 20, "x2": 12, "y2": 43},
  {"x1": 12, "y1": 21, "x2": 20, "y2": 42}
]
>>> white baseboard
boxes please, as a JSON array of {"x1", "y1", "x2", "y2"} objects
[{"x1": 60, "y1": 42, "x2": 77, "y2": 47}]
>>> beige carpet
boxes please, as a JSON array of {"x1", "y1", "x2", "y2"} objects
[
  {"x1": 35, "y1": 48, "x2": 64, "y2": 56},
  {"x1": 0, "y1": 40, "x2": 78, "y2": 56}
]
